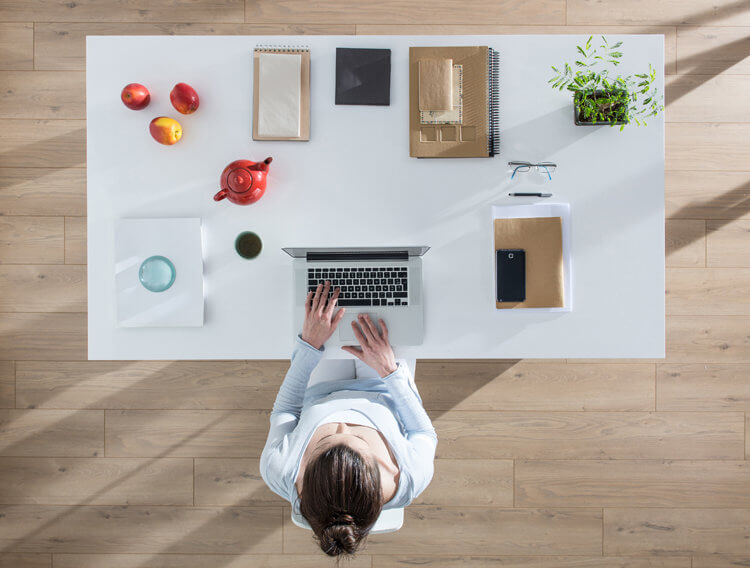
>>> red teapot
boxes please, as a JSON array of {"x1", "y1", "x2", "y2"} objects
[{"x1": 214, "y1": 157, "x2": 273, "y2": 205}]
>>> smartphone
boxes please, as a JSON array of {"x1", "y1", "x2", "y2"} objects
[{"x1": 496, "y1": 249, "x2": 526, "y2": 302}]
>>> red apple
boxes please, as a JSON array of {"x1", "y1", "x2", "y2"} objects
[
  {"x1": 170, "y1": 83, "x2": 200, "y2": 114},
  {"x1": 149, "y1": 117, "x2": 182, "y2": 145},
  {"x1": 121, "y1": 83, "x2": 150, "y2": 110}
]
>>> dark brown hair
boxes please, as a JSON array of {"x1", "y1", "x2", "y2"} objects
[{"x1": 299, "y1": 443, "x2": 382, "y2": 556}]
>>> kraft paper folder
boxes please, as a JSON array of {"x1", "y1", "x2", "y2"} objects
[
  {"x1": 492, "y1": 203, "x2": 572, "y2": 312},
  {"x1": 409, "y1": 46, "x2": 499, "y2": 158},
  {"x1": 253, "y1": 46, "x2": 310, "y2": 141}
]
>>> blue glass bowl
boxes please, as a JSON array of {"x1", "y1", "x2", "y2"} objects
[{"x1": 139, "y1": 255, "x2": 176, "y2": 293}]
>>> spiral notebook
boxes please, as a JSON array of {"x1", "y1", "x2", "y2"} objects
[
  {"x1": 252, "y1": 46, "x2": 310, "y2": 141},
  {"x1": 409, "y1": 46, "x2": 499, "y2": 158}
]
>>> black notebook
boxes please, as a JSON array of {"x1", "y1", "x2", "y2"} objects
[{"x1": 335, "y1": 48, "x2": 391, "y2": 106}]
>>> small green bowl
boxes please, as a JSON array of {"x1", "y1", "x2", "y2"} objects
[{"x1": 139, "y1": 255, "x2": 176, "y2": 293}]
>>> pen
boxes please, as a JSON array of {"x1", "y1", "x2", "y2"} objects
[{"x1": 508, "y1": 192, "x2": 553, "y2": 198}]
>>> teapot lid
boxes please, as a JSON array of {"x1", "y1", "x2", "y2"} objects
[{"x1": 227, "y1": 167, "x2": 253, "y2": 193}]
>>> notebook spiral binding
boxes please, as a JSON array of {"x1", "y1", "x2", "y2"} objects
[
  {"x1": 254, "y1": 45, "x2": 310, "y2": 52},
  {"x1": 488, "y1": 48, "x2": 500, "y2": 157}
]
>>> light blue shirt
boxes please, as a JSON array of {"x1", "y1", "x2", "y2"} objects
[{"x1": 260, "y1": 336, "x2": 438, "y2": 513}]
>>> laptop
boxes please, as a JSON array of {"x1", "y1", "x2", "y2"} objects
[{"x1": 282, "y1": 246, "x2": 429, "y2": 345}]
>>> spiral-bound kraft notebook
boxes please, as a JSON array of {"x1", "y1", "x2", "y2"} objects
[
  {"x1": 252, "y1": 46, "x2": 310, "y2": 141},
  {"x1": 409, "y1": 46, "x2": 499, "y2": 158}
]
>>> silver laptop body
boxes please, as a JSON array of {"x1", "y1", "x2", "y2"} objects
[{"x1": 282, "y1": 246, "x2": 429, "y2": 346}]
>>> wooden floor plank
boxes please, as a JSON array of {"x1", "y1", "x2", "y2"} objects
[
  {"x1": 0, "y1": 457, "x2": 193, "y2": 505},
  {"x1": 604, "y1": 508, "x2": 750, "y2": 555},
  {"x1": 666, "y1": 75, "x2": 750, "y2": 123},
  {"x1": 0, "y1": 555, "x2": 50, "y2": 568},
  {"x1": 105, "y1": 410, "x2": 269, "y2": 458},
  {"x1": 0, "y1": 361, "x2": 13, "y2": 409},
  {"x1": 0, "y1": 0, "x2": 245, "y2": 23},
  {"x1": 35, "y1": 23, "x2": 355, "y2": 71},
  {"x1": 516, "y1": 460, "x2": 750, "y2": 507},
  {"x1": 64, "y1": 217, "x2": 86, "y2": 265},
  {"x1": 248, "y1": 0, "x2": 566, "y2": 25},
  {"x1": 0, "y1": 313, "x2": 86, "y2": 361},
  {"x1": 16, "y1": 360, "x2": 286, "y2": 410},
  {"x1": 567, "y1": 0, "x2": 750, "y2": 26},
  {"x1": 0, "y1": 23, "x2": 33, "y2": 70},
  {"x1": 676, "y1": 26, "x2": 750, "y2": 75},
  {"x1": 665, "y1": 171, "x2": 750, "y2": 221},
  {"x1": 372, "y1": 557, "x2": 690, "y2": 568},
  {"x1": 413, "y1": 459, "x2": 513, "y2": 507},
  {"x1": 0, "y1": 505, "x2": 282, "y2": 554},
  {"x1": 0, "y1": 119, "x2": 85, "y2": 169},
  {"x1": 52, "y1": 554, "x2": 371, "y2": 568},
  {"x1": 707, "y1": 220, "x2": 750, "y2": 267},
  {"x1": 657, "y1": 363, "x2": 750, "y2": 410},
  {"x1": 0, "y1": 168, "x2": 85, "y2": 216},
  {"x1": 665, "y1": 219, "x2": 705, "y2": 267},
  {"x1": 666, "y1": 316, "x2": 750, "y2": 363},
  {"x1": 0, "y1": 266, "x2": 86, "y2": 313},
  {"x1": 419, "y1": 361, "x2": 654, "y2": 411},
  {"x1": 692, "y1": 558, "x2": 750, "y2": 568},
  {"x1": 666, "y1": 124, "x2": 750, "y2": 172},
  {"x1": 433, "y1": 411, "x2": 745, "y2": 459},
  {"x1": 284, "y1": 506, "x2": 602, "y2": 555},
  {"x1": 355, "y1": 24, "x2": 677, "y2": 75},
  {"x1": 0, "y1": 72, "x2": 85, "y2": 120},
  {"x1": 0, "y1": 216, "x2": 64, "y2": 265},
  {"x1": 194, "y1": 458, "x2": 284, "y2": 506},
  {"x1": 0, "y1": 409, "x2": 102, "y2": 457},
  {"x1": 666, "y1": 268, "x2": 750, "y2": 315}
]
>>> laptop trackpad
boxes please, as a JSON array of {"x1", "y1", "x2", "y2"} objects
[{"x1": 339, "y1": 312, "x2": 386, "y2": 342}]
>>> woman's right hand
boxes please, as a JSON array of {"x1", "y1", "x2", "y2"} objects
[{"x1": 341, "y1": 314, "x2": 398, "y2": 378}]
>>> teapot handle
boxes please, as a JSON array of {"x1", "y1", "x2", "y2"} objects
[{"x1": 213, "y1": 189, "x2": 228, "y2": 202}]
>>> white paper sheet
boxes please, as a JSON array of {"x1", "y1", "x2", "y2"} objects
[
  {"x1": 258, "y1": 53, "x2": 301, "y2": 137},
  {"x1": 115, "y1": 218, "x2": 204, "y2": 327}
]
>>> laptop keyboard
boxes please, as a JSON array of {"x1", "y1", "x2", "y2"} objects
[{"x1": 307, "y1": 266, "x2": 409, "y2": 307}]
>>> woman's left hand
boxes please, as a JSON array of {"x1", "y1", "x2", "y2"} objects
[{"x1": 301, "y1": 281, "x2": 346, "y2": 350}]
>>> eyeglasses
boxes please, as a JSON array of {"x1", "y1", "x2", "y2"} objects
[{"x1": 509, "y1": 161, "x2": 557, "y2": 180}]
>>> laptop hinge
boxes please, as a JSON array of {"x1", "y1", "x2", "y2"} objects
[{"x1": 306, "y1": 251, "x2": 408, "y2": 262}]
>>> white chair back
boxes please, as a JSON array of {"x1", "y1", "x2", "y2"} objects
[{"x1": 291, "y1": 507, "x2": 404, "y2": 534}]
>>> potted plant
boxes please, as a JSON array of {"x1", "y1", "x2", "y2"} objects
[{"x1": 549, "y1": 36, "x2": 664, "y2": 130}]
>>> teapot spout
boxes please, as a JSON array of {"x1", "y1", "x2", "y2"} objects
[
  {"x1": 260, "y1": 157, "x2": 273, "y2": 171},
  {"x1": 213, "y1": 189, "x2": 228, "y2": 201}
]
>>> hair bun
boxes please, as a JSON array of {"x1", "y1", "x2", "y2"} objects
[{"x1": 322, "y1": 520, "x2": 357, "y2": 555}]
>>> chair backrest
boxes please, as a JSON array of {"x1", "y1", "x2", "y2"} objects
[{"x1": 291, "y1": 507, "x2": 404, "y2": 534}]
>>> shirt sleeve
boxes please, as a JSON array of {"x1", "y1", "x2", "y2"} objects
[
  {"x1": 381, "y1": 363, "x2": 437, "y2": 500},
  {"x1": 260, "y1": 335, "x2": 324, "y2": 501}
]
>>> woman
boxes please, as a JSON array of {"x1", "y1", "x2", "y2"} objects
[{"x1": 260, "y1": 281, "x2": 437, "y2": 556}]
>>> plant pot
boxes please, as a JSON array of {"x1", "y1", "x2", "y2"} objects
[{"x1": 573, "y1": 90, "x2": 629, "y2": 126}]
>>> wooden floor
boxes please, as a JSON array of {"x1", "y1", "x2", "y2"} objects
[{"x1": 0, "y1": 1, "x2": 749, "y2": 566}]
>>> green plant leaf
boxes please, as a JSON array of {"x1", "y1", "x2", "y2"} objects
[{"x1": 577, "y1": 45, "x2": 587, "y2": 57}]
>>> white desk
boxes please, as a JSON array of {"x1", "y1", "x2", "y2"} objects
[{"x1": 86, "y1": 34, "x2": 665, "y2": 360}]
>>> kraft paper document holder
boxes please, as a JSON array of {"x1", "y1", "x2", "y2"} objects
[
  {"x1": 253, "y1": 46, "x2": 310, "y2": 141},
  {"x1": 492, "y1": 203, "x2": 572, "y2": 312}
]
